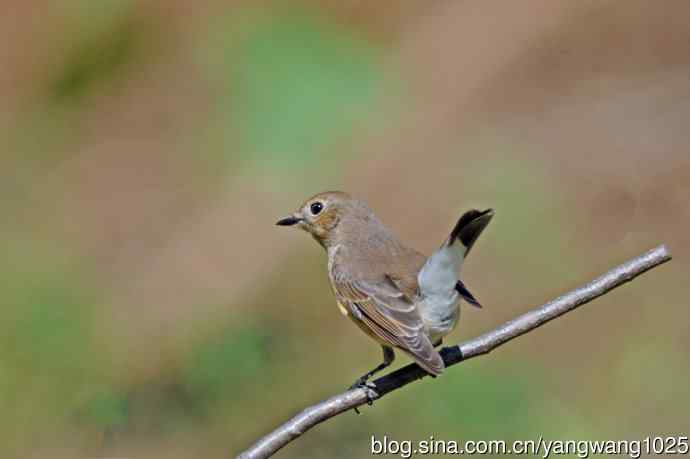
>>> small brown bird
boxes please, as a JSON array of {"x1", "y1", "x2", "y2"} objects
[{"x1": 277, "y1": 191, "x2": 493, "y2": 387}]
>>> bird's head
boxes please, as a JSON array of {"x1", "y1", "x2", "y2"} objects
[{"x1": 276, "y1": 191, "x2": 357, "y2": 247}]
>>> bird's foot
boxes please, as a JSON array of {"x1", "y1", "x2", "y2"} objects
[
  {"x1": 349, "y1": 378, "x2": 379, "y2": 414},
  {"x1": 349, "y1": 377, "x2": 377, "y2": 391}
]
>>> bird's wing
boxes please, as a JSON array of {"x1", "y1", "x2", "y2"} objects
[{"x1": 332, "y1": 270, "x2": 444, "y2": 376}]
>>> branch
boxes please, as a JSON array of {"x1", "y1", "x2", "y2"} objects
[{"x1": 237, "y1": 245, "x2": 672, "y2": 459}]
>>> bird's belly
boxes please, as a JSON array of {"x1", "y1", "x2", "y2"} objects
[{"x1": 419, "y1": 293, "x2": 460, "y2": 345}]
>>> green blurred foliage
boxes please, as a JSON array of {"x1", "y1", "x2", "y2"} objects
[
  {"x1": 81, "y1": 390, "x2": 129, "y2": 430},
  {"x1": 182, "y1": 324, "x2": 269, "y2": 410},
  {"x1": 54, "y1": 0, "x2": 138, "y2": 98},
  {"x1": 50, "y1": 17, "x2": 139, "y2": 105},
  {"x1": 390, "y1": 361, "x2": 542, "y2": 438},
  {"x1": 200, "y1": 7, "x2": 385, "y2": 173},
  {"x1": 10, "y1": 0, "x2": 142, "y2": 165},
  {"x1": 0, "y1": 257, "x2": 101, "y2": 455}
]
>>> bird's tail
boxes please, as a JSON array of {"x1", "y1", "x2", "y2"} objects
[
  {"x1": 419, "y1": 208, "x2": 494, "y2": 310},
  {"x1": 447, "y1": 208, "x2": 495, "y2": 256},
  {"x1": 447, "y1": 208, "x2": 494, "y2": 308}
]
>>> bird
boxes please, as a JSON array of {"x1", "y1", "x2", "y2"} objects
[{"x1": 276, "y1": 191, "x2": 493, "y2": 388}]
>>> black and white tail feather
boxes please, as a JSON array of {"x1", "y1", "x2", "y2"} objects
[
  {"x1": 449, "y1": 209, "x2": 495, "y2": 255},
  {"x1": 418, "y1": 208, "x2": 494, "y2": 309},
  {"x1": 448, "y1": 208, "x2": 494, "y2": 307}
]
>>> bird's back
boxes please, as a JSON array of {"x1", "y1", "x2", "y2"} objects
[{"x1": 329, "y1": 213, "x2": 426, "y2": 296}]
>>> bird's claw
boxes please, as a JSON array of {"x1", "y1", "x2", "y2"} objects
[
  {"x1": 349, "y1": 378, "x2": 379, "y2": 414},
  {"x1": 349, "y1": 378, "x2": 377, "y2": 391}
]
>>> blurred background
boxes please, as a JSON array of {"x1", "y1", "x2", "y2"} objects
[{"x1": 1, "y1": 1, "x2": 688, "y2": 457}]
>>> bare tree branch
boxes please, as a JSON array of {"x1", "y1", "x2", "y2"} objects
[{"x1": 237, "y1": 245, "x2": 672, "y2": 459}]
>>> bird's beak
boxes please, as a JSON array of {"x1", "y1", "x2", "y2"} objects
[{"x1": 276, "y1": 215, "x2": 303, "y2": 226}]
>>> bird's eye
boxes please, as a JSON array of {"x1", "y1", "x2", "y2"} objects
[{"x1": 310, "y1": 201, "x2": 324, "y2": 215}]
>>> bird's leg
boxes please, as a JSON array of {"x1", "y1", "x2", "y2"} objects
[
  {"x1": 349, "y1": 346, "x2": 395, "y2": 390},
  {"x1": 350, "y1": 346, "x2": 394, "y2": 414}
]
